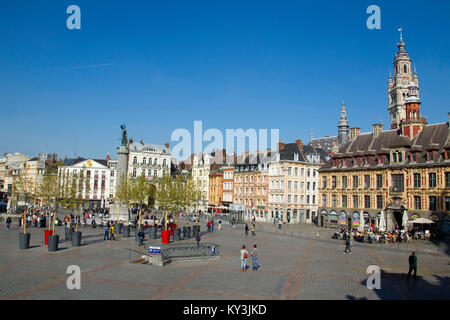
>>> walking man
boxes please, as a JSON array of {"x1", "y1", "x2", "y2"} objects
[
  {"x1": 343, "y1": 233, "x2": 352, "y2": 254},
  {"x1": 104, "y1": 222, "x2": 110, "y2": 241},
  {"x1": 245, "y1": 223, "x2": 249, "y2": 236},
  {"x1": 218, "y1": 219, "x2": 222, "y2": 231},
  {"x1": 407, "y1": 251, "x2": 417, "y2": 280},
  {"x1": 251, "y1": 223, "x2": 256, "y2": 236},
  {"x1": 196, "y1": 230, "x2": 201, "y2": 246},
  {"x1": 138, "y1": 228, "x2": 145, "y2": 246},
  {"x1": 240, "y1": 245, "x2": 248, "y2": 271},
  {"x1": 251, "y1": 244, "x2": 260, "y2": 271},
  {"x1": 6, "y1": 217, "x2": 11, "y2": 231}
]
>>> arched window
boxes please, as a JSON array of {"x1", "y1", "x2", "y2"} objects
[
  {"x1": 163, "y1": 159, "x2": 166, "y2": 166},
  {"x1": 142, "y1": 169, "x2": 146, "y2": 176},
  {"x1": 133, "y1": 168, "x2": 137, "y2": 177},
  {"x1": 154, "y1": 158, "x2": 158, "y2": 165},
  {"x1": 148, "y1": 158, "x2": 152, "y2": 165},
  {"x1": 404, "y1": 64, "x2": 408, "y2": 73},
  {"x1": 154, "y1": 170, "x2": 157, "y2": 176},
  {"x1": 143, "y1": 157, "x2": 146, "y2": 164},
  {"x1": 133, "y1": 156, "x2": 137, "y2": 164}
]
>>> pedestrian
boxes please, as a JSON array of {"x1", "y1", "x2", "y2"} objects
[
  {"x1": 138, "y1": 228, "x2": 145, "y2": 246},
  {"x1": 218, "y1": 219, "x2": 222, "y2": 231},
  {"x1": 245, "y1": 223, "x2": 249, "y2": 236},
  {"x1": 251, "y1": 244, "x2": 260, "y2": 271},
  {"x1": 207, "y1": 220, "x2": 211, "y2": 232},
  {"x1": 232, "y1": 218, "x2": 236, "y2": 229},
  {"x1": 407, "y1": 251, "x2": 417, "y2": 280},
  {"x1": 6, "y1": 217, "x2": 11, "y2": 231},
  {"x1": 110, "y1": 223, "x2": 116, "y2": 241},
  {"x1": 211, "y1": 218, "x2": 214, "y2": 231},
  {"x1": 104, "y1": 222, "x2": 110, "y2": 241},
  {"x1": 196, "y1": 230, "x2": 201, "y2": 246},
  {"x1": 278, "y1": 219, "x2": 282, "y2": 229},
  {"x1": 343, "y1": 233, "x2": 352, "y2": 254},
  {"x1": 240, "y1": 245, "x2": 248, "y2": 271},
  {"x1": 251, "y1": 223, "x2": 255, "y2": 236}
]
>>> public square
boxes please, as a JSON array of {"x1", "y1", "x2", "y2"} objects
[{"x1": 1, "y1": 221, "x2": 449, "y2": 300}]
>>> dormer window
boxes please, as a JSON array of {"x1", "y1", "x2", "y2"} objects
[{"x1": 427, "y1": 151, "x2": 434, "y2": 161}]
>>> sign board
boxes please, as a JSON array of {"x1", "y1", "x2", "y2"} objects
[
  {"x1": 148, "y1": 246, "x2": 161, "y2": 254},
  {"x1": 230, "y1": 204, "x2": 245, "y2": 211}
]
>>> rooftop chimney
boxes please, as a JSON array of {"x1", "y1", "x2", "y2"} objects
[
  {"x1": 372, "y1": 123, "x2": 383, "y2": 137},
  {"x1": 165, "y1": 142, "x2": 170, "y2": 149},
  {"x1": 296, "y1": 139, "x2": 304, "y2": 151},
  {"x1": 106, "y1": 153, "x2": 111, "y2": 162},
  {"x1": 350, "y1": 127, "x2": 361, "y2": 140}
]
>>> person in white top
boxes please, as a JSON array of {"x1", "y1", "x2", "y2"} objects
[{"x1": 240, "y1": 245, "x2": 248, "y2": 271}]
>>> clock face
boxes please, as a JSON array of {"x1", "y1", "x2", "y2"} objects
[{"x1": 87, "y1": 160, "x2": 93, "y2": 167}]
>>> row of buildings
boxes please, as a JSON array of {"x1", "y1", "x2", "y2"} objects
[{"x1": 2, "y1": 34, "x2": 450, "y2": 235}]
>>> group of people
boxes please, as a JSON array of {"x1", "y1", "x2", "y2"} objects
[
  {"x1": 240, "y1": 244, "x2": 260, "y2": 271},
  {"x1": 244, "y1": 222, "x2": 256, "y2": 236},
  {"x1": 334, "y1": 227, "x2": 417, "y2": 245},
  {"x1": 103, "y1": 222, "x2": 116, "y2": 241}
]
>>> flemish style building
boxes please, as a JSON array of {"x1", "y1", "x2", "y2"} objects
[{"x1": 318, "y1": 34, "x2": 450, "y2": 235}]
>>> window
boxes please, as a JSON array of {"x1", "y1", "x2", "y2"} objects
[
  {"x1": 322, "y1": 176, "x2": 327, "y2": 189},
  {"x1": 446, "y1": 197, "x2": 450, "y2": 211},
  {"x1": 364, "y1": 196, "x2": 371, "y2": 209},
  {"x1": 332, "y1": 195, "x2": 337, "y2": 207},
  {"x1": 307, "y1": 169, "x2": 310, "y2": 177},
  {"x1": 342, "y1": 195, "x2": 347, "y2": 208},
  {"x1": 429, "y1": 196, "x2": 437, "y2": 211},
  {"x1": 294, "y1": 195, "x2": 298, "y2": 203},
  {"x1": 342, "y1": 176, "x2": 348, "y2": 189},
  {"x1": 295, "y1": 168, "x2": 298, "y2": 176},
  {"x1": 376, "y1": 174, "x2": 382, "y2": 189},
  {"x1": 414, "y1": 196, "x2": 421, "y2": 210},
  {"x1": 364, "y1": 175, "x2": 370, "y2": 189},
  {"x1": 313, "y1": 182, "x2": 316, "y2": 190},
  {"x1": 446, "y1": 172, "x2": 450, "y2": 187},
  {"x1": 353, "y1": 195, "x2": 359, "y2": 208},
  {"x1": 143, "y1": 157, "x2": 146, "y2": 164},
  {"x1": 427, "y1": 151, "x2": 433, "y2": 161},
  {"x1": 353, "y1": 176, "x2": 359, "y2": 189},
  {"x1": 133, "y1": 168, "x2": 137, "y2": 177},
  {"x1": 414, "y1": 173, "x2": 421, "y2": 188},
  {"x1": 307, "y1": 182, "x2": 310, "y2": 190},
  {"x1": 307, "y1": 195, "x2": 310, "y2": 204},
  {"x1": 332, "y1": 176, "x2": 337, "y2": 189},
  {"x1": 391, "y1": 174, "x2": 404, "y2": 192},
  {"x1": 377, "y1": 195, "x2": 383, "y2": 209},
  {"x1": 322, "y1": 194, "x2": 327, "y2": 206},
  {"x1": 288, "y1": 168, "x2": 292, "y2": 176},
  {"x1": 312, "y1": 195, "x2": 315, "y2": 204},
  {"x1": 429, "y1": 172, "x2": 437, "y2": 188},
  {"x1": 133, "y1": 156, "x2": 137, "y2": 164}
]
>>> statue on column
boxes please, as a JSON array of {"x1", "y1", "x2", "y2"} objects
[{"x1": 120, "y1": 124, "x2": 127, "y2": 147}]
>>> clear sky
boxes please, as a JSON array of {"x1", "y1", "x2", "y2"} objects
[{"x1": 1, "y1": 0, "x2": 449, "y2": 160}]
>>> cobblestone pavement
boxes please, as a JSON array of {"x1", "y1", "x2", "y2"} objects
[{"x1": 0, "y1": 221, "x2": 449, "y2": 300}]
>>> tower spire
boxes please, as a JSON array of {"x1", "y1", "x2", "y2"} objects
[{"x1": 338, "y1": 98, "x2": 349, "y2": 145}]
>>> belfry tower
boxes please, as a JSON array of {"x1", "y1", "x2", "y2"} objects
[
  {"x1": 388, "y1": 28, "x2": 419, "y2": 129},
  {"x1": 338, "y1": 99, "x2": 350, "y2": 145}
]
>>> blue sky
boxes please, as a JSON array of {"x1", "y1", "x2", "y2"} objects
[{"x1": 1, "y1": 0, "x2": 449, "y2": 160}]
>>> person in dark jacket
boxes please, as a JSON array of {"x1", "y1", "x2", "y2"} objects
[
  {"x1": 343, "y1": 233, "x2": 352, "y2": 254},
  {"x1": 138, "y1": 228, "x2": 145, "y2": 246},
  {"x1": 196, "y1": 230, "x2": 201, "y2": 246},
  {"x1": 245, "y1": 223, "x2": 249, "y2": 236},
  {"x1": 407, "y1": 251, "x2": 417, "y2": 280}
]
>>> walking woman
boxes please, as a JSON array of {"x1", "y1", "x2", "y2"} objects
[{"x1": 240, "y1": 245, "x2": 248, "y2": 271}]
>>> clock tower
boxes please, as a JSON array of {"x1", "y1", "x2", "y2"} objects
[{"x1": 388, "y1": 28, "x2": 419, "y2": 129}]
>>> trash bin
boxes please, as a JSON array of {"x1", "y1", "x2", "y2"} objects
[
  {"x1": 161, "y1": 229, "x2": 170, "y2": 244},
  {"x1": 48, "y1": 235, "x2": 59, "y2": 252},
  {"x1": 123, "y1": 225, "x2": 130, "y2": 237},
  {"x1": 173, "y1": 228, "x2": 181, "y2": 241},
  {"x1": 64, "y1": 228, "x2": 72, "y2": 241},
  {"x1": 72, "y1": 231, "x2": 82, "y2": 247},
  {"x1": 44, "y1": 230, "x2": 53, "y2": 245},
  {"x1": 116, "y1": 223, "x2": 122, "y2": 234},
  {"x1": 19, "y1": 233, "x2": 31, "y2": 249},
  {"x1": 148, "y1": 226, "x2": 157, "y2": 239},
  {"x1": 192, "y1": 225, "x2": 200, "y2": 237}
]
